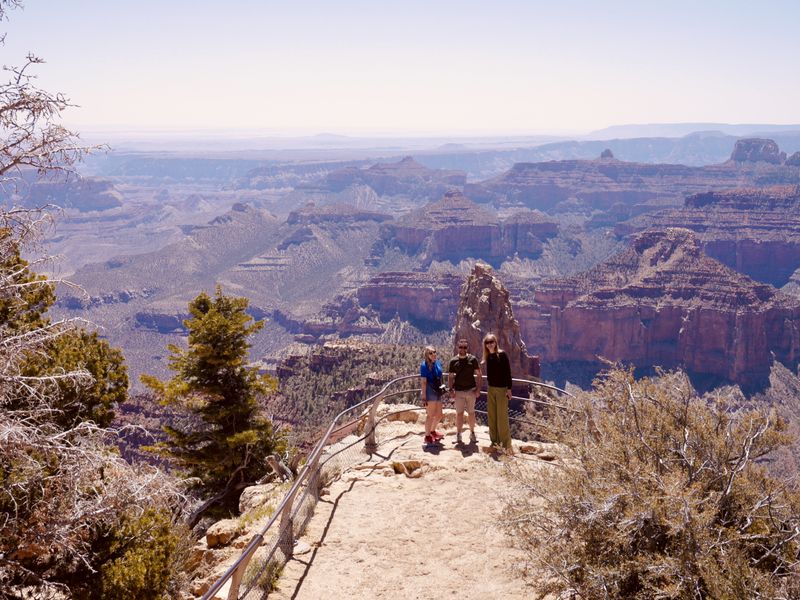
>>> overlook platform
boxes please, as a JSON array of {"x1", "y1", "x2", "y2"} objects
[{"x1": 267, "y1": 408, "x2": 558, "y2": 599}]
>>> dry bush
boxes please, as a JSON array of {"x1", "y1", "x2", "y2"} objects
[
  {"x1": 0, "y1": 414, "x2": 190, "y2": 599},
  {"x1": 0, "y1": 210, "x2": 190, "y2": 597},
  {"x1": 503, "y1": 368, "x2": 800, "y2": 599}
]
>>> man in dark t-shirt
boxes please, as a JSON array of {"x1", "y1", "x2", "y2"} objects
[{"x1": 447, "y1": 338, "x2": 482, "y2": 445}]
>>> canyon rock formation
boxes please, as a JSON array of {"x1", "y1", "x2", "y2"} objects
[
  {"x1": 323, "y1": 156, "x2": 466, "y2": 199},
  {"x1": 515, "y1": 228, "x2": 800, "y2": 388},
  {"x1": 729, "y1": 138, "x2": 786, "y2": 164},
  {"x1": 465, "y1": 139, "x2": 800, "y2": 214},
  {"x1": 617, "y1": 185, "x2": 800, "y2": 286},
  {"x1": 380, "y1": 190, "x2": 558, "y2": 265},
  {"x1": 15, "y1": 177, "x2": 124, "y2": 211},
  {"x1": 356, "y1": 271, "x2": 464, "y2": 328},
  {"x1": 453, "y1": 263, "x2": 539, "y2": 379}
]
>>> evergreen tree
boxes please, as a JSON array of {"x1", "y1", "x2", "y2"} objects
[
  {"x1": 18, "y1": 329, "x2": 128, "y2": 428},
  {"x1": 142, "y1": 287, "x2": 283, "y2": 514}
]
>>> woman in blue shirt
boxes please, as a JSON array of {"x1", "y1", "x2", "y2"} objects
[{"x1": 419, "y1": 345, "x2": 444, "y2": 447}]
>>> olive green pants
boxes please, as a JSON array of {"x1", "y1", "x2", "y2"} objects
[{"x1": 487, "y1": 386, "x2": 511, "y2": 448}]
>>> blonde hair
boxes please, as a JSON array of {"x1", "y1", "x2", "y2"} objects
[
  {"x1": 482, "y1": 333, "x2": 499, "y2": 363},
  {"x1": 422, "y1": 345, "x2": 437, "y2": 364}
]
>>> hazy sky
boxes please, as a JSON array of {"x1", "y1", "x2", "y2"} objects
[{"x1": 2, "y1": 0, "x2": 799, "y2": 135}]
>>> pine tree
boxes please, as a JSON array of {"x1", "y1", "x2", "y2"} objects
[{"x1": 142, "y1": 286, "x2": 284, "y2": 515}]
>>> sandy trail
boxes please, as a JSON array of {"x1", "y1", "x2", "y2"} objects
[{"x1": 270, "y1": 416, "x2": 548, "y2": 600}]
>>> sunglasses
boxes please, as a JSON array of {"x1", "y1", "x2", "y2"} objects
[
  {"x1": 458, "y1": 345, "x2": 468, "y2": 349},
  {"x1": 428, "y1": 351, "x2": 437, "y2": 355},
  {"x1": 484, "y1": 340, "x2": 496, "y2": 345}
]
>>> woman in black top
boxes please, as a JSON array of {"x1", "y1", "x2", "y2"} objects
[{"x1": 481, "y1": 333, "x2": 512, "y2": 451}]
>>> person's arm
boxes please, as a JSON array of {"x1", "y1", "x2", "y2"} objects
[
  {"x1": 448, "y1": 360, "x2": 455, "y2": 393},
  {"x1": 419, "y1": 363, "x2": 427, "y2": 404},
  {"x1": 474, "y1": 359, "x2": 482, "y2": 397},
  {"x1": 503, "y1": 353, "x2": 512, "y2": 399}
]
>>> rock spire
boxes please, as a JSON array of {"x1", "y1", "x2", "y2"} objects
[{"x1": 453, "y1": 263, "x2": 539, "y2": 380}]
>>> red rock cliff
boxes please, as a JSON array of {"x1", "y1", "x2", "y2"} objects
[
  {"x1": 515, "y1": 228, "x2": 800, "y2": 388},
  {"x1": 616, "y1": 185, "x2": 800, "y2": 286}
]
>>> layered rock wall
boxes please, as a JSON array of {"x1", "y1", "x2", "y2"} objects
[
  {"x1": 382, "y1": 191, "x2": 558, "y2": 265},
  {"x1": 467, "y1": 139, "x2": 800, "y2": 214},
  {"x1": 515, "y1": 229, "x2": 800, "y2": 387},
  {"x1": 356, "y1": 272, "x2": 464, "y2": 328},
  {"x1": 617, "y1": 185, "x2": 800, "y2": 286}
]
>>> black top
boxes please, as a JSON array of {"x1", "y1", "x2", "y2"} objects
[
  {"x1": 448, "y1": 354, "x2": 480, "y2": 390},
  {"x1": 485, "y1": 351, "x2": 512, "y2": 389}
]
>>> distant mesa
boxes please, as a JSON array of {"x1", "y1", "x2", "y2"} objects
[
  {"x1": 729, "y1": 138, "x2": 786, "y2": 164},
  {"x1": 8, "y1": 177, "x2": 124, "y2": 212},
  {"x1": 600, "y1": 148, "x2": 615, "y2": 159},
  {"x1": 379, "y1": 190, "x2": 558, "y2": 266},
  {"x1": 465, "y1": 138, "x2": 800, "y2": 215},
  {"x1": 786, "y1": 151, "x2": 800, "y2": 167},
  {"x1": 514, "y1": 228, "x2": 800, "y2": 389},
  {"x1": 286, "y1": 202, "x2": 393, "y2": 226},
  {"x1": 616, "y1": 185, "x2": 800, "y2": 286},
  {"x1": 322, "y1": 156, "x2": 466, "y2": 199}
]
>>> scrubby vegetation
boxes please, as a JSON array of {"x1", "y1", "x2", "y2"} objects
[
  {"x1": 0, "y1": 211, "x2": 192, "y2": 598},
  {"x1": 271, "y1": 341, "x2": 423, "y2": 444},
  {"x1": 504, "y1": 368, "x2": 800, "y2": 599}
]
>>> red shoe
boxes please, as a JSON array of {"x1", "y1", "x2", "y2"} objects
[
  {"x1": 424, "y1": 434, "x2": 434, "y2": 445},
  {"x1": 432, "y1": 430, "x2": 444, "y2": 440}
]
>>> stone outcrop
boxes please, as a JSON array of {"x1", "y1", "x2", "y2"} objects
[
  {"x1": 453, "y1": 263, "x2": 539, "y2": 379},
  {"x1": 380, "y1": 190, "x2": 558, "y2": 265},
  {"x1": 356, "y1": 271, "x2": 464, "y2": 328},
  {"x1": 729, "y1": 138, "x2": 786, "y2": 164},
  {"x1": 515, "y1": 228, "x2": 800, "y2": 388},
  {"x1": 466, "y1": 138, "x2": 800, "y2": 214},
  {"x1": 323, "y1": 156, "x2": 466, "y2": 199},
  {"x1": 616, "y1": 185, "x2": 800, "y2": 286}
]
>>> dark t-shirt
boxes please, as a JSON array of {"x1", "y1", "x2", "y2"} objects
[
  {"x1": 448, "y1": 354, "x2": 480, "y2": 390},
  {"x1": 485, "y1": 351, "x2": 512, "y2": 389}
]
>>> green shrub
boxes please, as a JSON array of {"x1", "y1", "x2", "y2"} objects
[{"x1": 93, "y1": 508, "x2": 191, "y2": 600}]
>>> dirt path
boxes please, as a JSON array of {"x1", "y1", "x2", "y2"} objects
[{"x1": 270, "y1": 414, "x2": 551, "y2": 600}]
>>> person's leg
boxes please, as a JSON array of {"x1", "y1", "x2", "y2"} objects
[
  {"x1": 487, "y1": 386, "x2": 499, "y2": 446},
  {"x1": 454, "y1": 392, "x2": 466, "y2": 437},
  {"x1": 466, "y1": 391, "x2": 477, "y2": 435},
  {"x1": 497, "y1": 392, "x2": 512, "y2": 449},
  {"x1": 434, "y1": 400, "x2": 443, "y2": 434},
  {"x1": 424, "y1": 401, "x2": 435, "y2": 442}
]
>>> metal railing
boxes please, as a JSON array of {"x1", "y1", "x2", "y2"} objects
[{"x1": 201, "y1": 374, "x2": 572, "y2": 600}]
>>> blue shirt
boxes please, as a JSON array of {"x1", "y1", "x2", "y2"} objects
[{"x1": 420, "y1": 359, "x2": 443, "y2": 388}]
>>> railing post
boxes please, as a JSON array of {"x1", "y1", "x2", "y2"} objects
[
  {"x1": 223, "y1": 535, "x2": 260, "y2": 600},
  {"x1": 277, "y1": 488, "x2": 298, "y2": 561},
  {"x1": 364, "y1": 392, "x2": 383, "y2": 453}
]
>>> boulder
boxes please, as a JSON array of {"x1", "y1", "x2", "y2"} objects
[
  {"x1": 239, "y1": 483, "x2": 283, "y2": 514},
  {"x1": 206, "y1": 519, "x2": 241, "y2": 548}
]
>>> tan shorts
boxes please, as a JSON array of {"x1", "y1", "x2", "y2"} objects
[{"x1": 453, "y1": 389, "x2": 477, "y2": 415}]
